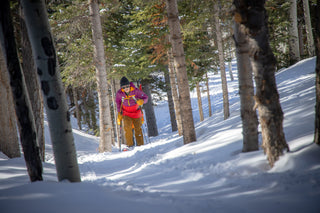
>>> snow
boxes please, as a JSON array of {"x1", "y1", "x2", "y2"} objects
[{"x1": 1, "y1": 57, "x2": 320, "y2": 213}]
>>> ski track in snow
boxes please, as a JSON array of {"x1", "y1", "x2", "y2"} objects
[{"x1": 1, "y1": 57, "x2": 320, "y2": 213}]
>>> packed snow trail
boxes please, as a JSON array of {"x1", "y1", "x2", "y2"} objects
[{"x1": 0, "y1": 57, "x2": 319, "y2": 213}]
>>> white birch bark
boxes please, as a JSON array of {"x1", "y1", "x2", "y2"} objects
[{"x1": 21, "y1": 0, "x2": 80, "y2": 182}]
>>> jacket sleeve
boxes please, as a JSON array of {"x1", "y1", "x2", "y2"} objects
[{"x1": 136, "y1": 89, "x2": 148, "y2": 104}]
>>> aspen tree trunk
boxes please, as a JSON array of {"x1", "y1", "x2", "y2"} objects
[
  {"x1": 89, "y1": 0, "x2": 112, "y2": 152},
  {"x1": 233, "y1": 22, "x2": 259, "y2": 152},
  {"x1": 0, "y1": 49, "x2": 20, "y2": 158},
  {"x1": 314, "y1": 0, "x2": 320, "y2": 145},
  {"x1": 111, "y1": 79, "x2": 121, "y2": 149},
  {"x1": 72, "y1": 87, "x2": 82, "y2": 130},
  {"x1": 21, "y1": 0, "x2": 80, "y2": 182},
  {"x1": 196, "y1": 81, "x2": 204, "y2": 122},
  {"x1": 0, "y1": 0, "x2": 43, "y2": 181},
  {"x1": 142, "y1": 79, "x2": 158, "y2": 137},
  {"x1": 165, "y1": 71, "x2": 178, "y2": 132},
  {"x1": 168, "y1": 48, "x2": 183, "y2": 135},
  {"x1": 289, "y1": 0, "x2": 300, "y2": 64},
  {"x1": 298, "y1": 23, "x2": 305, "y2": 56},
  {"x1": 214, "y1": 2, "x2": 230, "y2": 120},
  {"x1": 20, "y1": 8, "x2": 45, "y2": 161},
  {"x1": 234, "y1": 0, "x2": 289, "y2": 167},
  {"x1": 302, "y1": 0, "x2": 315, "y2": 57},
  {"x1": 205, "y1": 73, "x2": 212, "y2": 117},
  {"x1": 166, "y1": 0, "x2": 196, "y2": 144}
]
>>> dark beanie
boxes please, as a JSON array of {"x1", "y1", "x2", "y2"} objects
[{"x1": 120, "y1": 77, "x2": 130, "y2": 87}]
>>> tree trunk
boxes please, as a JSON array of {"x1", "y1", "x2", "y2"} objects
[
  {"x1": 168, "y1": 47, "x2": 183, "y2": 135},
  {"x1": 214, "y1": 2, "x2": 230, "y2": 120},
  {"x1": 20, "y1": 8, "x2": 45, "y2": 161},
  {"x1": 298, "y1": 23, "x2": 305, "y2": 56},
  {"x1": 111, "y1": 79, "x2": 121, "y2": 149},
  {"x1": 234, "y1": 0, "x2": 289, "y2": 167},
  {"x1": 21, "y1": 0, "x2": 80, "y2": 182},
  {"x1": 205, "y1": 73, "x2": 212, "y2": 117},
  {"x1": 142, "y1": 80, "x2": 158, "y2": 137},
  {"x1": 228, "y1": 61, "x2": 234, "y2": 81},
  {"x1": 166, "y1": 0, "x2": 196, "y2": 144},
  {"x1": 302, "y1": 0, "x2": 315, "y2": 57},
  {"x1": 289, "y1": 0, "x2": 300, "y2": 64},
  {"x1": 314, "y1": 0, "x2": 320, "y2": 145},
  {"x1": 72, "y1": 87, "x2": 82, "y2": 130},
  {"x1": 233, "y1": 22, "x2": 259, "y2": 152},
  {"x1": 0, "y1": 48, "x2": 20, "y2": 158},
  {"x1": 164, "y1": 70, "x2": 178, "y2": 132},
  {"x1": 196, "y1": 81, "x2": 204, "y2": 122},
  {"x1": 0, "y1": 0, "x2": 43, "y2": 181},
  {"x1": 89, "y1": 0, "x2": 113, "y2": 152},
  {"x1": 113, "y1": 79, "x2": 125, "y2": 144}
]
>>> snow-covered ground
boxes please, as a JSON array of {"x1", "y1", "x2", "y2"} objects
[{"x1": 1, "y1": 57, "x2": 319, "y2": 213}]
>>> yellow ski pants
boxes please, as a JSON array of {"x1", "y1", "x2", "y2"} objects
[{"x1": 123, "y1": 116, "x2": 144, "y2": 147}]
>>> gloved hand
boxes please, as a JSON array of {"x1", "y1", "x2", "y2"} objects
[
  {"x1": 136, "y1": 99, "x2": 144, "y2": 106},
  {"x1": 117, "y1": 112, "x2": 123, "y2": 125}
]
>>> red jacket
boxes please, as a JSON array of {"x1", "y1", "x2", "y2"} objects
[{"x1": 116, "y1": 82, "x2": 148, "y2": 118}]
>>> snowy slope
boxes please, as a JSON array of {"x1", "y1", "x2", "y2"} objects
[{"x1": 0, "y1": 57, "x2": 319, "y2": 213}]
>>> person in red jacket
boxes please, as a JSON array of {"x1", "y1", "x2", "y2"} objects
[{"x1": 116, "y1": 77, "x2": 148, "y2": 147}]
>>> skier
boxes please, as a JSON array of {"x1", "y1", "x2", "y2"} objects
[{"x1": 116, "y1": 77, "x2": 148, "y2": 148}]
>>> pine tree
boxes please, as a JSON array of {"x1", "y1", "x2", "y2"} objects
[
  {"x1": 233, "y1": 21, "x2": 259, "y2": 152},
  {"x1": 233, "y1": 0, "x2": 289, "y2": 166},
  {"x1": 0, "y1": 50, "x2": 21, "y2": 159},
  {"x1": 302, "y1": 0, "x2": 315, "y2": 57},
  {"x1": 265, "y1": 0, "x2": 291, "y2": 68},
  {"x1": 19, "y1": 7, "x2": 45, "y2": 161},
  {"x1": 166, "y1": 0, "x2": 196, "y2": 144},
  {"x1": 48, "y1": 1, "x2": 98, "y2": 135},
  {"x1": 168, "y1": 47, "x2": 183, "y2": 135},
  {"x1": 205, "y1": 73, "x2": 212, "y2": 117},
  {"x1": 288, "y1": 0, "x2": 301, "y2": 64},
  {"x1": 89, "y1": 0, "x2": 113, "y2": 152},
  {"x1": 164, "y1": 71, "x2": 178, "y2": 132},
  {"x1": 213, "y1": 1, "x2": 230, "y2": 120},
  {"x1": 142, "y1": 79, "x2": 159, "y2": 137}
]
